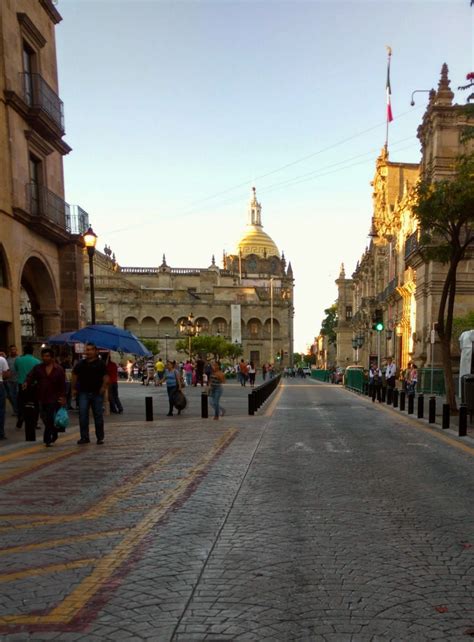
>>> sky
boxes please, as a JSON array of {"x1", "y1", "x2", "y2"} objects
[{"x1": 55, "y1": 0, "x2": 473, "y2": 352}]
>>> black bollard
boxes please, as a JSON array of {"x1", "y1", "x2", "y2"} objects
[
  {"x1": 145, "y1": 396, "x2": 153, "y2": 421},
  {"x1": 386, "y1": 387, "x2": 393, "y2": 405},
  {"x1": 399, "y1": 390, "x2": 406, "y2": 412},
  {"x1": 459, "y1": 404, "x2": 467, "y2": 437},
  {"x1": 381, "y1": 386, "x2": 387, "y2": 403},
  {"x1": 417, "y1": 394, "x2": 424, "y2": 419},
  {"x1": 428, "y1": 396, "x2": 436, "y2": 424},
  {"x1": 393, "y1": 388, "x2": 399, "y2": 408},
  {"x1": 201, "y1": 392, "x2": 208, "y2": 419},
  {"x1": 442, "y1": 403, "x2": 450, "y2": 430},
  {"x1": 248, "y1": 392, "x2": 254, "y2": 416},
  {"x1": 408, "y1": 393, "x2": 414, "y2": 415}
]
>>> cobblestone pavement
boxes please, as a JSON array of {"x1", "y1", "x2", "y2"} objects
[{"x1": 0, "y1": 380, "x2": 472, "y2": 641}]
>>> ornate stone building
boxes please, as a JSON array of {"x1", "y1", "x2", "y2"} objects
[
  {"x1": 336, "y1": 64, "x2": 474, "y2": 372},
  {"x1": 0, "y1": 0, "x2": 87, "y2": 349},
  {"x1": 85, "y1": 189, "x2": 295, "y2": 364}
]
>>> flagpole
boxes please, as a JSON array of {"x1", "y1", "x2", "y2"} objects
[{"x1": 385, "y1": 46, "x2": 392, "y2": 152}]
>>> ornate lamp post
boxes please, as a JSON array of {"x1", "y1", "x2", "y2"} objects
[
  {"x1": 83, "y1": 226, "x2": 98, "y2": 325},
  {"x1": 352, "y1": 334, "x2": 365, "y2": 365},
  {"x1": 179, "y1": 313, "x2": 201, "y2": 361}
]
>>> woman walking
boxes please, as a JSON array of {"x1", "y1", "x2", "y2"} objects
[
  {"x1": 208, "y1": 361, "x2": 225, "y2": 420},
  {"x1": 164, "y1": 360, "x2": 182, "y2": 416},
  {"x1": 248, "y1": 361, "x2": 256, "y2": 387}
]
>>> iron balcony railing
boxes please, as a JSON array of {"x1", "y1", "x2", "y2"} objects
[
  {"x1": 28, "y1": 182, "x2": 69, "y2": 228},
  {"x1": 21, "y1": 72, "x2": 65, "y2": 133},
  {"x1": 405, "y1": 231, "x2": 419, "y2": 260}
]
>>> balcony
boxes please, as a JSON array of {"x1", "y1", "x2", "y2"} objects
[
  {"x1": 22, "y1": 72, "x2": 64, "y2": 133},
  {"x1": 26, "y1": 183, "x2": 88, "y2": 238},
  {"x1": 405, "y1": 231, "x2": 419, "y2": 261},
  {"x1": 68, "y1": 205, "x2": 90, "y2": 235}
]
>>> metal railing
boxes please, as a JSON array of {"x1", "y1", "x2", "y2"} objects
[
  {"x1": 21, "y1": 72, "x2": 65, "y2": 133},
  {"x1": 27, "y1": 182, "x2": 70, "y2": 229},
  {"x1": 68, "y1": 205, "x2": 89, "y2": 235},
  {"x1": 405, "y1": 231, "x2": 419, "y2": 260}
]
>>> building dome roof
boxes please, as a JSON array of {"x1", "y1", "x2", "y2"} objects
[
  {"x1": 237, "y1": 225, "x2": 279, "y2": 258},
  {"x1": 236, "y1": 187, "x2": 279, "y2": 258}
]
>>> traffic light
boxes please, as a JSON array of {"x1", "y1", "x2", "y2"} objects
[{"x1": 372, "y1": 309, "x2": 384, "y2": 332}]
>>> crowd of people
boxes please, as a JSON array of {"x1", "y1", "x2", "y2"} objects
[{"x1": 368, "y1": 357, "x2": 418, "y2": 402}]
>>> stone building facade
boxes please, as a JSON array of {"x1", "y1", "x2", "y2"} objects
[
  {"x1": 85, "y1": 189, "x2": 295, "y2": 365},
  {"x1": 335, "y1": 65, "x2": 474, "y2": 372},
  {"x1": 0, "y1": 0, "x2": 87, "y2": 349}
]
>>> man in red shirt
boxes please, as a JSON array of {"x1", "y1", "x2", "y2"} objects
[
  {"x1": 25, "y1": 348, "x2": 66, "y2": 447},
  {"x1": 106, "y1": 356, "x2": 123, "y2": 414}
]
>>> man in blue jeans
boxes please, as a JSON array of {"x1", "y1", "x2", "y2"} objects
[{"x1": 72, "y1": 343, "x2": 108, "y2": 445}]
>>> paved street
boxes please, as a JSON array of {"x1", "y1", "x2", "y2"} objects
[{"x1": 0, "y1": 380, "x2": 472, "y2": 641}]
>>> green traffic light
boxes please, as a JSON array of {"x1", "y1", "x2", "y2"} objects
[{"x1": 375, "y1": 322, "x2": 384, "y2": 332}]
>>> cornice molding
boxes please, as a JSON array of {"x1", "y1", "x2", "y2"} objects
[
  {"x1": 17, "y1": 13, "x2": 47, "y2": 48},
  {"x1": 38, "y1": 0, "x2": 62, "y2": 24},
  {"x1": 25, "y1": 129, "x2": 54, "y2": 156}
]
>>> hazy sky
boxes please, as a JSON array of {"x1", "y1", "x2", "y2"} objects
[{"x1": 56, "y1": 0, "x2": 473, "y2": 352}]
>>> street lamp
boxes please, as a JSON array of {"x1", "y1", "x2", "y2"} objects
[
  {"x1": 165, "y1": 333, "x2": 169, "y2": 361},
  {"x1": 179, "y1": 313, "x2": 201, "y2": 360},
  {"x1": 83, "y1": 225, "x2": 98, "y2": 325},
  {"x1": 352, "y1": 334, "x2": 364, "y2": 365},
  {"x1": 270, "y1": 277, "x2": 274, "y2": 365}
]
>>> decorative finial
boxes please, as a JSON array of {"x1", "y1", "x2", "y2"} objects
[
  {"x1": 162, "y1": 253, "x2": 167, "y2": 266},
  {"x1": 211, "y1": 254, "x2": 215, "y2": 266},
  {"x1": 368, "y1": 217, "x2": 378, "y2": 238},
  {"x1": 339, "y1": 263, "x2": 346, "y2": 278},
  {"x1": 435, "y1": 63, "x2": 454, "y2": 106}
]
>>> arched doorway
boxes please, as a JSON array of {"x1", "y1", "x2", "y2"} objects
[
  {"x1": 20, "y1": 256, "x2": 59, "y2": 339},
  {"x1": 124, "y1": 316, "x2": 139, "y2": 335},
  {"x1": 141, "y1": 316, "x2": 158, "y2": 338}
]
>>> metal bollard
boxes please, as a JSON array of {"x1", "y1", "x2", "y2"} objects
[
  {"x1": 386, "y1": 387, "x2": 393, "y2": 405},
  {"x1": 145, "y1": 396, "x2": 153, "y2": 422},
  {"x1": 428, "y1": 396, "x2": 436, "y2": 424},
  {"x1": 393, "y1": 388, "x2": 399, "y2": 408},
  {"x1": 201, "y1": 392, "x2": 208, "y2": 419},
  {"x1": 417, "y1": 394, "x2": 424, "y2": 419},
  {"x1": 381, "y1": 386, "x2": 387, "y2": 403},
  {"x1": 442, "y1": 403, "x2": 450, "y2": 430},
  {"x1": 407, "y1": 393, "x2": 414, "y2": 415},
  {"x1": 248, "y1": 392, "x2": 254, "y2": 416},
  {"x1": 399, "y1": 390, "x2": 406, "y2": 412},
  {"x1": 459, "y1": 404, "x2": 467, "y2": 437}
]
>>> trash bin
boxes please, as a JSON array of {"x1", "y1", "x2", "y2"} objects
[{"x1": 461, "y1": 374, "x2": 474, "y2": 419}]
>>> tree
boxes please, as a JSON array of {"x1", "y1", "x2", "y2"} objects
[
  {"x1": 320, "y1": 303, "x2": 338, "y2": 346},
  {"x1": 413, "y1": 153, "x2": 474, "y2": 410},
  {"x1": 176, "y1": 335, "x2": 240, "y2": 361},
  {"x1": 453, "y1": 310, "x2": 474, "y2": 346},
  {"x1": 141, "y1": 339, "x2": 160, "y2": 355}
]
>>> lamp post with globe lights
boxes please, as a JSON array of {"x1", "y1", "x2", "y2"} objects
[
  {"x1": 179, "y1": 313, "x2": 201, "y2": 361},
  {"x1": 83, "y1": 226, "x2": 98, "y2": 325}
]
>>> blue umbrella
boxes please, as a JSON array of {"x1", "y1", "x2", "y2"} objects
[{"x1": 69, "y1": 325, "x2": 152, "y2": 356}]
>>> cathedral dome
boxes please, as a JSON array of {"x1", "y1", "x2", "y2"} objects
[{"x1": 237, "y1": 188, "x2": 279, "y2": 258}]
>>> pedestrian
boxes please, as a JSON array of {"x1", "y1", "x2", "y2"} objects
[
  {"x1": 208, "y1": 361, "x2": 226, "y2": 420},
  {"x1": 164, "y1": 359, "x2": 182, "y2": 416},
  {"x1": 184, "y1": 360, "x2": 193, "y2": 387},
  {"x1": 248, "y1": 361, "x2": 256, "y2": 387},
  {"x1": 72, "y1": 343, "x2": 109, "y2": 445},
  {"x1": 385, "y1": 356, "x2": 396, "y2": 390},
  {"x1": 126, "y1": 360, "x2": 133, "y2": 382},
  {"x1": 204, "y1": 360, "x2": 212, "y2": 386},
  {"x1": 14, "y1": 344, "x2": 40, "y2": 431},
  {"x1": 145, "y1": 358, "x2": 155, "y2": 386},
  {"x1": 0, "y1": 351, "x2": 10, "y2": 440},
  {"x1": 106, "y1": 355, "x2": 123, "y2": 414},
  {"x1": 239, "y1": 359, "x2": 248, "y2": 386},
  {"x1": 408, "y1": 363, "x2": 418, "y2": 394},
  {"x1": 154, "y1": 357, "x2": 165, "y2": 386},
  {"x1": 60, "y1": 356, "x2": 73, "y2": 410},
  {"x1": 402, "y1": 362, "x2": 412, "y2": 391},
  {"x1": 369, "y1": 362, "x2": 382, "y2": 402},
  {"x1": 262, "y1": 363, "x2": 267, "y2": 381},
  {"x1": 5, "y1": 345, "x2": 19, "y2": 416},
  {"x1": 195, "y1": 357, "x2": 204, "y2": 386},
  {"x1": 25, "y1": 348, "x2": 66, "y2": 447}
]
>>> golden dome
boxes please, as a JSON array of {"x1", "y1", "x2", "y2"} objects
[
  {"x1": 237, "y1": 225, "x2": 279, "y2": 258},
  {"x1": 236, "y1": 187, "x2": 279, "y2": 258}
]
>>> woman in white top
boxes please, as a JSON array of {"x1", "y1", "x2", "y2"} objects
[{"x1": 248, "y1": 361, "x2": 256, "y2": 387}]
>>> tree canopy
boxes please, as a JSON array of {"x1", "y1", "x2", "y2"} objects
[
  {"x1": 320, "y1": 303, "x2": 338, "y2": 346},
  {"x1": 175, "y1": 335, "x2": 243, "y2": 361}
]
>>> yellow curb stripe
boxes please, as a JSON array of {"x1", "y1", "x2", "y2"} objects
[
  {"x1": 0, "y1": 449, "x2": 79, "y2": 484},
  {"x1": 0, "y1": 529, "x2": 127, "y2": 557},
  {"x1": 264, "y1": 383, "x2": 284, "y2": 417},
  {"x1": 0, "y1": 428, "x2": 237, "y2": 625},
  {"x1": 0, "y1": 558, "x2": 95, "y2": 584},
  {"x1": 351, "y1": 391, "x2": 474, "y2": 456},
  {"x1": 0, "y1": 449, "x2": 181, "y2": 533}
]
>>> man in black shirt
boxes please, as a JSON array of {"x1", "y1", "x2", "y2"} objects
[{"x1": 72, "y1": 343, "x2": 108, "y2": 445}]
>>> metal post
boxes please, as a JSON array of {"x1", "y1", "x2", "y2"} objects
[
  {"x1": 428, "y1": 396, "x2": 436, "y2": 424},
  {"x1": 442, "y1": 404, "x2": 450, "y2": 429},
  {"x1": 87, "y1": 248, "x2": 96, "y2": 325},
  {"x1": 145, "y1": 396, "x2": 153, "y2": 421},
  {"x1": 270, "y1": 277, "x2": 274, "y2": 366},
  {"x1": 407, "y1": 393, "x2": 414, "y2": 415},
  {"x1": 386, "y1": 387, "x2": 393, "y2": 405},
  {"x1": 248, "y1": 391, "x2": 254, "y2": 416},
  {"x1": 201, "y1": 392, "x2": 208, "y2": 419},
  {"x1": 417, "y1": 394, "x2": 424, "y2": 419},
  {"x1": 381, "y1": 386, "x2": 387, "y2": 403},
  {"x1": 377, "y1": 331, "x2": 381, "y2": 370},
  {"x1": 399, "y1": 390, "x2": 406, "y2": 411},
  {"x1": 459, "y1": 404, "x2": 467, "y2": 437},
  {"x1": 393, "y1": 388, "x2": 399, "y2": 408},
  {"x1": 430, "y1": 331, "x2": 434, "y2": 395}
]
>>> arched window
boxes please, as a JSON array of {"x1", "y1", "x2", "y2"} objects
[{"x1": 0, "y1": 248, "x2": 9, "y2": 288}]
